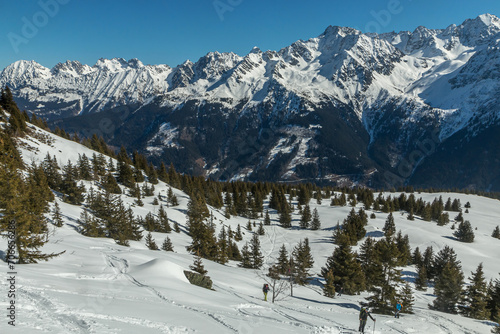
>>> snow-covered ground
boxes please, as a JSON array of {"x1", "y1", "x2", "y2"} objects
[{"x1": 1, "y1": 126, "x2": 499, "y2": 333}]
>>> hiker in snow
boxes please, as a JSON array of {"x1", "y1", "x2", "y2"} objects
[
  {"x1": 337, "y1": 285, "x2": 344, "y2": 297},
  {"x1": 263, "y1": 283, "x2": 270, "y2": 301},
  {"x1": 395, "y1": 301, "x2": 402, "y2": 318},
  {"x1": 359, "y1": 306, "x2": 375, "y2": 333}
]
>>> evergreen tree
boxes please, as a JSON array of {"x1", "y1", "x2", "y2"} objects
[
  {"x1": 310, "y1": 208, "x2": 321, "y2": 230},
  {"x1": 167, "y1": 187, "x2": 179, "y2": 206},
  {"x1": 250, "y1": 234, "x2": 264, "y2": 269},
  {"x1": 234, "y1": 224, "x2": 243, "y2": 241},
  {"x1": 461, "y1": 263, "x2": 489, "y2": 319},
  {"x1": 432, "y1": 245, "x2": 460, "y2": 281},
  {"x1": 257, "y1": 222, "x2": 265, "y2": 235},
  {"x1": 277, "y1": 244, "x2": 290, "y2": 275},
  {"x1": 293, "y1": 238, "x2": 315, "y2": 285},
  {"x1": 422, "y1": 246, "x2": 435, "y2": 280},
  {"x1": 145, "y1": 232, "x2": 159, "y2": 250},
  {"x1": 488, "y1": 276, "x2": 500, "y2": 323},
  {"x1": 383, "y1": 213, "x2": 396, "y2": 238},
  {"x1": 454, "y1": 220, "x2": 475, "y2": 243},
  {"x1": 239, "y1": 243, "x2": 253, "y2": 269},
  {"x1": 367, "y1": 236, "x2": 403, "y2": 314},
  {"x1": 300, "y1": 204, "x2": 311, "y2": 229},
  {"x1": 264, "y1": 209, "x2": 271, "y2": 225},
  {"x1": 186, "y1": 193, "x2": 217, "y2": 260},
  {"x1": 493, "y1": 226, "x2": 500, "y2": 239},
  {"x1": 400, "y1": 282, "x2": 415, "y2": 314},
  {"x1": 101, "y1": 172, "x2": 122, "y2": 194},
  {"x1": 161, "y1": 237, "x2": 174, "y2": 252},
  {"x1": 279, "y1": 204, "x2": 292, "y2": 228},
  {"x1": 415, "y1": 264, "x2": 428, "y2": 291},
  {"x1": 52, "y1": 201, "x2": 64, "y2": 227},
  {"x1": 395, "y1": 231, "x2": 412, "y2": 266},
  {"x1": 323, "y1": 270, "x2": 336, "y2": 298},
  {"x1": 174, "y1": 222, "x2": 181, "y2": 233},
  {"x1": 246, "y1": 220, "x2": 253, "y2": 231},
  {"x1": 358, "y1": 237, "x2": 378, "y2": 289},
  {"x1": 117, "y1": 160, "x2": 135, "y2": 188},
  {"x1": 0, "y1": 137, "x2": 62, "y2": 263},
  {"x1": 190, "y1": 253, "x2": 208, "y2": 275},
  {"x1": 158, "y1": 205, "x2": 171, "y2": 233},
  {"x1": 78, "y1": 210, "x2": 105, "y2": 237},
  {"x1": 322, "y1": 234, "x2": 365, "y2": 294},
  {"x1": 431, "y1": 261, "x2": 464, "y2": 314},
  {"x1": 412, "y1": 247, "x2": 423, "y2": 267}
]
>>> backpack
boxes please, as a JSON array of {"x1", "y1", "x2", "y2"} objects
[{"x1": 360, "y1": 308, "x2": 368, "y2": 320}]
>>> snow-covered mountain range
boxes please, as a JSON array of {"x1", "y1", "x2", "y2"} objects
[{"x1": 2, "y1": 14, "x2": 500, "y2": 189}]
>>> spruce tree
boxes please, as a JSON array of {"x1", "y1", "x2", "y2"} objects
[
  {"x1": 293, "y1": 238, "x2": 314, "y2": 285},
  {"x1": 186, "y1": 193, "x2": 217, "y2": 260},
  {"x1": 279, "y1": 204, "x2": 292, "y2": 228},
  {"x1": 257, "y1": 222, "x2": 265, "y2": 235},
  {"x1": 264, "y1": 209, "x2": 271, "y2": 225},
  {"x1": 367, "y1": 236, "x2": 403, "y2": 314},
  {"x1": 52, "y1": 201, "x2": 64, "y2": 227},
  {"x1": 145, "y1": 232, "x2": 159, "y2": 250},
  {"x1": 167, "y1": 187, "x2": 179, "y2": 206},
  {"x1": 412, "y1": 247, "x2": 423, "y2": 267},
  {"x1": 102, "y1": 172, "x2": 122, "y2": 194},
  {"x1": 161, "y1": 237, "x2": 174, "y2": 252},
  {"x1": 234, "y1": 224, "x2": 243, "y2": 241},
  {"x1": 190, "y1": 253, "x2": 208, "y2": 275},
  {"x1": 250, "y1": 234, "x2": 264, "y2": 269},
  {"x1": 300, "y1": 204, "x2": 311, "y2": 229},
  {"x1": 158, "y1": 205, "x2": 171, "y2": 233},
  {"x1": 431, "y1": 261, "x2": 464, "y2": 314},
  {"x1": 493, "y1": 226, "x2": 500, "y2": 239},
  {"x1": 415, "y1": 264, "x2": 428, "y2": 291},
  {"x1": 383, "y1": 212, "x2": 396, "y2": 238},
  {"x1": 400, "y1": 282, "x2": 415, "y2": 314},
  {"x1": 323, "y1": 270, "x2": 336, "y2": 298},
  {"x1": 322, "y1": 234, "x2": 365, "y2": 294},
  {"x1": 277, "y1": 244, "x2": 290, "y2": 275},
  {"x1": 311, "y1": 208, "x2": 321, "y2": 230},
  {"x1": 78, "y1": 210, "x2": 105, "y2": 237},
  {"x1": 0, "y1": 136, "x2": 62, "y2": 263},
  {"x1": 454, "y1": 220, "x2": 475, "y2": 242},
  {"x1": 239, "y1": 243, "x2": 253, "y2": 268},
  {"x1": 358, "y1": 237, "x2": 378, "y2": 289},
  {"x1": 461, "y1": 263, "x2": 489, "y2": 319}
]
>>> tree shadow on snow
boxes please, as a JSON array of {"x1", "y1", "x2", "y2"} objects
[
  {"x1": 365, "y1": 230, "x2": 384, "y2": 238},
  {"x1": 292, "y1": 296, "x2": 361, "y2": 310}
]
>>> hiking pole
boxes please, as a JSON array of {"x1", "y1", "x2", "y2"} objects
[{"x1": 373, "y1": 319, "x2": 376, "y2": 334}]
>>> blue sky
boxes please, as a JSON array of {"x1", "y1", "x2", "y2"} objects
[{"x1": 1, "y1": 0, "x2": 499, "y2": 70}]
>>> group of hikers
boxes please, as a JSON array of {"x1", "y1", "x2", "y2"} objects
[{"x1": 262, "y1": 283, "x2": 403, "y2": 333}]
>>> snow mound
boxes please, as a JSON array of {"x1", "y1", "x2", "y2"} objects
[{"x1": 129, "y1": 258, "x2": 190, "y2": 285}]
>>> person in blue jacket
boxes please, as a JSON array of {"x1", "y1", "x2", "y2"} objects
[{"x1": 395, "y1": 301, "x2": 403, "y2": 318}]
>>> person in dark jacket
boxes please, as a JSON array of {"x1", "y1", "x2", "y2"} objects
[
  {"x1": 359, "y1": 306, "x2": 375, "y2": 333},
  {"x1": 263, "y1": 283, "x2": 270, "y2": 301}
]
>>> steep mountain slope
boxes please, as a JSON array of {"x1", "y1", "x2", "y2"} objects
[
  {"x1": 1, "y1": 123, "x2": 500, "y2": 333},
  {"x1": 2, "y1": 14, "x2": 500, "y2": 188}
]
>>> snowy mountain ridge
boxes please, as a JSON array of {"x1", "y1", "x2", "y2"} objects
[{"x1": 2, "y1": 14, "x2": 500, "y2": 188}]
